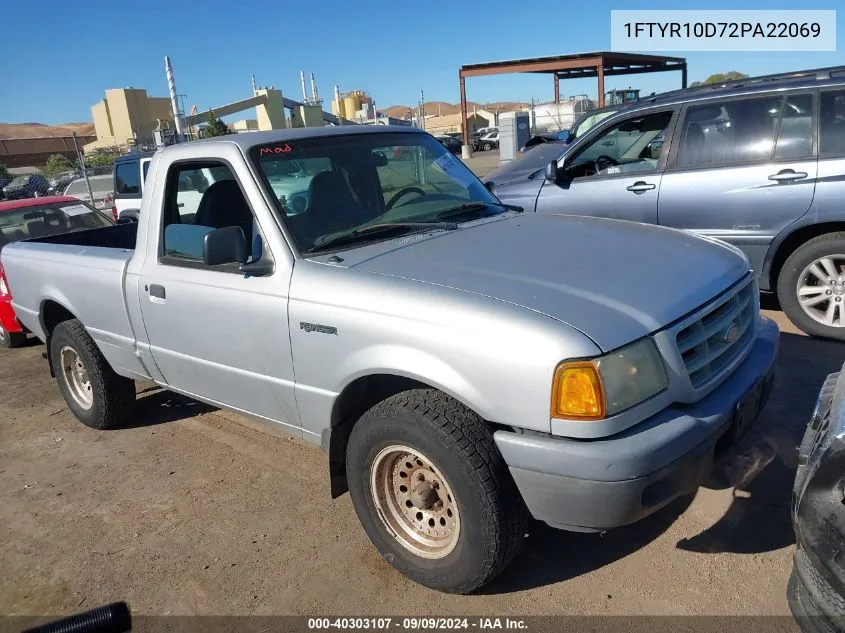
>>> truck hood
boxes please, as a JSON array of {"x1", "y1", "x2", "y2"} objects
[{"x1": 346, "y1": 214, "x2": 749, "y2": 352}]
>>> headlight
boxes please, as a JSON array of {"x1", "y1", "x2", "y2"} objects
[{"x1": 551, "y1": 338, "x2": 668, "y2": 420}]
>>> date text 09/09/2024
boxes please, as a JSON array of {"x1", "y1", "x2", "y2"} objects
[{"x1": 308, "y1": 618, "x2": 528, "y2": 630}]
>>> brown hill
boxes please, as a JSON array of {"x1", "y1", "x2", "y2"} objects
[
  {"x1": 382, "y1": 101, "x2": 529, "y2": 119},
  {"x1": 0, "y1": 122, "x2": 95, "y2": 140}
]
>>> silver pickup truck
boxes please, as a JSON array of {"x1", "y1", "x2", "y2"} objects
[{"x1": 1, "y1": 126, "x2": 778, "y2": 593}]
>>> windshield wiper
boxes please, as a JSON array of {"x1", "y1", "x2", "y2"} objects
[
  {"x1": 307, "y1": 222, "x2": 458, "y2": 253},
  {"x1": 429, "y1": 201, "x2": 523, "y2": 221}
]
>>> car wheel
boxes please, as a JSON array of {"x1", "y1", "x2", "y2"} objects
[
  {"x1": 778, "y1": 233, "x2": 845, "y2": 341},
  {"x1": 49, "y1": 318, "x2": 136, "y2": 429},
  {"x1": 482, "y1": 143, "x2": 491, "y2": 151},
  {"x1": 0, "y1": 320, "x2": 26, "y2": 348},
  {"x1": 346, "y1": 388, "x2": 527, "y2": 594}
]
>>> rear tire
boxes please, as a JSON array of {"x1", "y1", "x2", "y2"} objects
[
  {"x1": 346, "y1": 389, "x2": 526, "y2": 594},
  {"x1": 482, "y1": 142, "x2": 492, "y2": 151},
  {"x1": 777, "y1": 233, "x2": 845, "y2": 341},
  {"x1": 0, "y1": 321, "x2": 26, "y2": 348},
  {"x1": 49, "y1": 319, "x2": 136, "y2": 429}
]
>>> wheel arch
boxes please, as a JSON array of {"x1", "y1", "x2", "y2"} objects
[
  {"x1": 39, "y1": 299, "x2": 79, "y2": 377},
  {"x1": 766, "y1": 222, "x2": 845, "y2": 292},
  {"x1": 325, "y1": 372, "x2": 492, "y2": 499}
]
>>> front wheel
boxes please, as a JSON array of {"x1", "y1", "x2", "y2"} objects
[
  {"x1": 49, "y1": 319, "x2": 136, "y2": 429},
  {"x1": 778, "y1": 233, "x2": 845, "y2": 341},
  {"x1": 346, "y1": 389, "x2": 527, "y2": 593},
  {"x1": 482, "y1": 142, "x2": 491, "y2": 151}
]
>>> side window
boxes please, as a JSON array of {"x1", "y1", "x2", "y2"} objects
[
  {"x1": 114, "y1": 162, "x2": 140, "y2": 195},
  {"x1": 820, "y1": 90, "x2": 845, "y2": 157},
  {"x1": 161, "y1": 162, "x2": 262, "y2": 268},
  {"x1": 675, "y1": 94, "x2": 810, "y2": 169},
  {"x1": 774, "y1": 94, "x2": 813, "y2": 159},
  {"x1": 567, "y1": 110, "x2": 673, "y2": 179}
]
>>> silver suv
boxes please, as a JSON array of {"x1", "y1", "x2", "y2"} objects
[{"x1": 487, "y1": 66, "x2": 845, "y2": 341}]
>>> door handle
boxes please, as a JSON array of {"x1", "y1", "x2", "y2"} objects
[
  {"x1": 626, "y1": 181, "x2": 656, "y2": 194},
  {"x1": 601, "y1": 141, "x2": 614, "y2": 146},
  {"x1": 149, "y1": 284, "x2": 166, "y2": 300},
  {"x1": 768, "y1": 169, "x2": 808, "y2": 182}
]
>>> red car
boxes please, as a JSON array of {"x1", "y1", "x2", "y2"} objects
[{"x1": 0, "y1": 196, "x2": 113, "y2": 348}]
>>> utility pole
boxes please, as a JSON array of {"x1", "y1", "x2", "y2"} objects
[{"x1": 71, "y1": 132, "x2": 94, "y2": 207}]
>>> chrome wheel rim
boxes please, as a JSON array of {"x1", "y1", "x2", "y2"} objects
[
  {"x1": 0, "y1": 321, "x2": 6, "y2": 345},
  {"x1": 370, "y1": 445, "x2": 460, "y2": 559},
  {"x1": 797, "y1": 255, "x2": 845, "y2": 328},
  {"x1": 60, "y1": 346, "x2": 93, "y2": 409}
]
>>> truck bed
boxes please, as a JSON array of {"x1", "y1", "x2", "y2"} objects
[
  {"x1": 1, "y1": 220, "x2": 149, "y2": 381},
  {"x1": 22, "y1": 221, "x2": 137, "y2": 250}
]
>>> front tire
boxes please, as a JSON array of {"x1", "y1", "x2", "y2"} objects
[
  {"x1": 778, "y1": 233, "x2": 845, "y2": 341},
  {"x1": 482, "y1": 142, "x2": 491, "y2": 151},
  {"x1": 49, "y1": 319, "x2": 136, "y2": 429},
  {"x1": 0, "y1": 320, "x2": 26, "y2": 348},
  {"x1": 346, "y1": 389, "x2": 526, "y2": 593}
]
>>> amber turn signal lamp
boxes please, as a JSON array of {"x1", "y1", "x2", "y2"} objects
[{"x1": 551, "y1": 361, "x2": 606, "y2": 420}]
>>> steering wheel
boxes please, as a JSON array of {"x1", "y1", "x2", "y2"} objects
[
  {"x1": 594, "y1": 155, "x2": 619, "y2": 172},
  {"x1": 385, "y1": 186, "x2": 426, "y2": 211}
]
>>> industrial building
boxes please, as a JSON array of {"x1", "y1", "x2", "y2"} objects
[{"x1": 86, "y1": 88, "x2": 175, "y2": 153}]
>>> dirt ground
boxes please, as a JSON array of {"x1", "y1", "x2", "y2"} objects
[{"x1": 1, "y1": 302, "x2": 842, "y2": 618}]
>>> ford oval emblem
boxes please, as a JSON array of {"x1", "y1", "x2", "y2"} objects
[{"x1": 722, "y1": 322, "x2": 740, "y2": 344}]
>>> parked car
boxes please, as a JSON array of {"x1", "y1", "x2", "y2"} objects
[
  {"x1": 789, "y1": 365, "x2": 845, "y2": 631},
  {"x1": 112, "y1": 152, "x2": 155, "y2": 221},
  {"x1": 434, "y1": 135, "x2": 462, "y2": 154},
  {"x1": 477, "y1": 131, "x2": 499, "y2": 151},
  {"x1": 0, "y1": 177, "x2": 12, "y2": 199},
  {"x1": 48, "y1": 170, "x2": 81, "y2": 196},
  {"x1": 63, "y1": 174, "x2": 114, "y2": 211},
  {"x1": 2, "y1": 174, "x2": 49, "y2": 200},
  {"x1": 487, "y1": 65, "x2": 845, "y2": 340},
  {"x1": 2, "y1": 126, "x2": 777, "y2": 594},
  {"x1": 0, "y1": 196, "x2": 113, "y2": 347}
]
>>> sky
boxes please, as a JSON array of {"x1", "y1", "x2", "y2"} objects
[{"x1": 0, "y1": 0, "x2": 842, "y2": 125}]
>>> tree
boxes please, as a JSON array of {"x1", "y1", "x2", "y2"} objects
[
  {"x1": 200, "y1": 111, "x2": 230, "y2": 138},
  {"x1": 0, "y1": 162, "x2": 10, "y2": 182},
  {"x1": 85, "y1": 152, "x2": 119, "y2": 169},
  {"x1": 689, "y1": 71, "x2": 748, "y2": 88},
  {"x1": 43, "y1": 154, "x2": 76, "y2": 177}
]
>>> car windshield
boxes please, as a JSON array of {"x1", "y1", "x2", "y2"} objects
[
  {"x1": 251, "y1": 132, "x2": 503, "y2": 253},
  {"x1": 0, "y1": 201, "x2": 112, "y2": 247},
  {"x1": 8, "y1": 176, "x2": 29, "y2": 187}
]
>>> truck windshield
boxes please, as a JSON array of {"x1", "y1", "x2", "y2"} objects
[
  {"x1": 0, "y1": 201, "x2": 112, "y2": 248},
  {"x1": 250, "y1": 132, "x2": 502, "y2": 253}
]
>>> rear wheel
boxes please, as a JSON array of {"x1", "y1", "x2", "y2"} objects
[
  {"x1": 0, "y1": 320, "x2": 26, "y2": 348},
  {"x1": 49, "y1": 319, "x2": 136, "y2": 429},
  {"x1": 346, "y1": 389, "x2": 526, "y2": 593},
  {"x1": 482, "y1": 142, "x2": 492, "y2": 151},
  {"x1": 778, "y1": 233, "x2": 845, "y2": 341}
]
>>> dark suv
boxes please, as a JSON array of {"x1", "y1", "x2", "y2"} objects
[
  {"x1": 487, "y1": 66, "x2": 845, "y2": 340},
  {"x1": 2, "y1": 174, "x2": 49, "y2": 200}
]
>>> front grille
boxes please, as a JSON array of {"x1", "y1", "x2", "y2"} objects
[{"x1": 676, "y1": 281, "x2": 755, "y2": 388}]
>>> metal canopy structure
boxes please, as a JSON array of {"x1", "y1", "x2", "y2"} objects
[{"x1": 458, "y1": 51, "x2": 687, "y2": 146}]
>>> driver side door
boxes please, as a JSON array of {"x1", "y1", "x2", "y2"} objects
[{"x1": 535, "y1": 107, "x2": 679, "y2": 224}]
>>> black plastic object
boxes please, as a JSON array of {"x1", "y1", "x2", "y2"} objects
[{"x1": 22, "y1": 602, "x2": 131, "y2": 633}]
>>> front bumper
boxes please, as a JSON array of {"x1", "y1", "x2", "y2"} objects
[{"x1": 494, "y1": 316, "x2": 778, "y2": 531}]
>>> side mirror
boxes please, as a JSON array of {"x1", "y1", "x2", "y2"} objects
[
  {"x1": 484, "y1": 181, "x2": 496, "y2": 195},
  {"x1": 544, "y1": 160, "x2": 559, "y2": 182},
  {"x1": 557, "y1": 130, "x2": 571, "y2": 143},
  {"x1": 203, "y1": 226, "x2": 247, "y2": 266}
]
